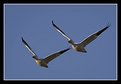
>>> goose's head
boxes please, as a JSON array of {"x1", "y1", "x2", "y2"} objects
[
  {"x1": 68, "y1": 40, "x2": 71, "y2": 43},
  {"x1": 32, "y1": 56, "x2": 36, "y2": 58},
  {"x1": 68, "y1": 40, "x2": 74, "y2": 45},
  {"x1": 32, "y1": 56, "x2": 38, "y2": 60}
]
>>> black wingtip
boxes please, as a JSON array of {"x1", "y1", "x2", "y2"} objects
[
  {"x1": 52, "y1": 20, "x2": 59, "y2": 28},
  {"x1": 96, "y1": 25, "x2": 110, "y2": 36},
  {"x1": 106, "y1": 22, "x2": 111, "y2": 27},
  {"x1": 65, "y1": 47, "x2": 72, "y2": 51},
  {"x1": 21, "y1": 37, "x2": 24, "y2": 41},
  {"x1": 21, "y1": 37, "x2": 26, "y2": 44},
  {"x1": 68, "y1": 47, "x2": 72, "y2": 50},
  {"x1": 105, "y1": 24, "x2": 111, "y2": 29},
  {"x1": 59, "y1": 47, "x2": 71, "y2": 54},
  {"x1": 52, "y1": 20, "x2": 55, "y2": 25}
]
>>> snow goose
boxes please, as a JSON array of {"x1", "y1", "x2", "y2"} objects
[
  {"x1": 52, "y1": 21, "x2": 110, "y2": 53},
  {"x1": 22, "y1": 37, "x2": 71, "y2": 68}
]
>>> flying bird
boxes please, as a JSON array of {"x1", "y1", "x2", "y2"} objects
[
  {"x1": 52, "y1": 21, "x2": 110, "y2": 53},
  {"x1": 22, "y1": 37, "x2": 71, "y2": 68}
]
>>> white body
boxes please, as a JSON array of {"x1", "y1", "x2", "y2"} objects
[
  {"x1": 72, "y1": 44, "x2": 87, "y2": 53},
  {"x1": 35, "y1": 59, "x2": 48, "y2": 68}
]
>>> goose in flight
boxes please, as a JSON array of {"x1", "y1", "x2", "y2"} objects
[
  {"x1": 22, "y1": 37, "x2": 70, "y2": 68},
  {"x1": 52, "y1": 21, "x2": 110, "y2": 53}
]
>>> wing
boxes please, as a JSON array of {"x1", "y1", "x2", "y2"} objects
[
  {"x1": 79, "y1": 25, "x2": 110, "y2": 47},
  {"x1": 52, "y1": 20, "x2": 71, "y2": 40},
  {"x1": 22, "y1": 37, "x2": 37, "y2": 56},
  {"x1": 43, "y1": 48, "x2": 71, "y2": 64}
]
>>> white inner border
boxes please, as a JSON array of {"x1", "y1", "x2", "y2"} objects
[{"x1": 4, "y1": 3, "x2": 118, "y2": 81}]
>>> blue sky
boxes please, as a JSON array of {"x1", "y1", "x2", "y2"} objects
[{"x1": 4, "y1": 4, "x2": 117, "y2": 80}]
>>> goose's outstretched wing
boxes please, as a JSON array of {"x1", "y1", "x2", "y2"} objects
[
  {"x1": 43, "y1": 48, "x2": 71, "y2": 64},
  {"x1": 52, "y1": 21, "x2": 71, "y2": 40},
  {"x1": 79, "y1": 25, "x2": 110, "y2": 47},
  {"x1": 22, "y1": 37, "x2": 37, "y2": 56}
]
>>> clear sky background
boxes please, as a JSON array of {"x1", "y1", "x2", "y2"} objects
[{"x1": 4, "y1": 4, "x2": 117, "y2": 80}]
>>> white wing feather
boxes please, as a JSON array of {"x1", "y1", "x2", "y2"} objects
[
  {"x1": 52, "y1": 21, "x2": 71, "y2": 40},
  {"x1": 22, "y1": 37, "x2": 37, "y2": 56}
]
